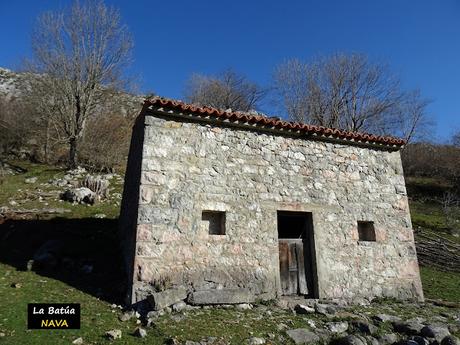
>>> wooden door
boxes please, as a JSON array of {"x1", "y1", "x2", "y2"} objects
[{"x1": 279, "y1": 239, "x2": 309, "y2": 295}]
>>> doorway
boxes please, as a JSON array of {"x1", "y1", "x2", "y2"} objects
[{"x1": 277, "y1": 211, "x2": 316, "y2": 297}]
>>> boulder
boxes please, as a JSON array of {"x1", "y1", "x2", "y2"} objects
[
  {"x1": 147, "y1": 288, "x2": 187, "y2": 311},
  {"x1": 326, "y1": 321, "x2": 349, "y2": 334},
  {"x1": 294, "y1": 304, "x2": 315, "y2": 314},
  {"x1": 335, "y1": 334, "x2": 367, "y2": 345},
  {"x1": 392, "y1": 321, "x2": 425, "y2": 335},
  {"x1": 187, "y1": 289, "x2": 254, "y2": 305},
  {"x1": 374, "y1": 314, "x2": 402, "y2": 323},
  {"x1": 133, "y1": 327, "x2": 147, "y2": 338},
  {"x1": 286, "y1": 329, "x2": 320, "y2": 344},
  {"x1": 421, "y1": 325, "x2": 451, "y2": 342},
  {"x1": 171, "y1": 301, "x2": 187, "y2": 313},
  {"x1": 61, "y1": 187, "x2": 95, "y2": 204},
  {"x1": 352, "y1": 320, "x2": 378, "y2": 335},
  {"x1": 441, "y1": 336, "x2": 460, "y2": 345},
  {"x1": 315, "y1": 302, "x2": 337, "y2": 315},
  {"x1": 248, "y1": 337, "x2": 266, "y2": 345},
  {"x1": 378, "y1": 333, "x2": 399, "y2": 345},
  {"x1": 410, "y1": 335, "x2": 430, "y2": 345},
  {"x1": 105, "y1": 329, "x2": 122, "y2": 340}
]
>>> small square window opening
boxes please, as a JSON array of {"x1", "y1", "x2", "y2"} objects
[
  {"x1": 357, "y1": 221, "x2": 376, "y2": 242},
  {"x1": 202, "y1": 211, "x2": 226, "y2": 235}
]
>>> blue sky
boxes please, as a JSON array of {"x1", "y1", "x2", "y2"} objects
[{"x1": 0, "y1": 0, "x2": 459, "y2": 141}]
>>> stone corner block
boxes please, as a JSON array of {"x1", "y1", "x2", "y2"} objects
[
  {"x1": 147, "y1": 287, "x2": 187, "y2": 311},
  {"x1": 187, "y1": 288, "x2": 255, "y2": 305}
]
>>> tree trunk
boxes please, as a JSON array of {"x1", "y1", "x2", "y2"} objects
[{"x1": 68, "y1": 137, "x2": 78, "y2": 169}]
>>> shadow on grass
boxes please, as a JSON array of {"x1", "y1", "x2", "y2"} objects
[{"x1": 0, "y1": 217, "x2": 126, "y2": 305}]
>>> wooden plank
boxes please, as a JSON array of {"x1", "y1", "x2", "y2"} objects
[
  {"x1": 288, "y1": 242, "x2": 298, "y2": 294},
  {"x1": 296, "y1": 242, "x2": 309, "y2": 295},
  {"x1": 279, "y1": 241, "x2": 290, "y2": 295}
]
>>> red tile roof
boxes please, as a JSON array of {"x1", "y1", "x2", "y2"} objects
[{"x1": 143, "y1": 97, "x2": 406, "y2": 148}]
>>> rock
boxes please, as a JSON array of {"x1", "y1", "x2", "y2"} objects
[
  {"x1": 187, "y1": 288, "x2": 254, "y2": 305},
  {"x1": 326, "y1": 321, "x2": 349, "y2": 334},
  {"x1": 118, "y1": 311, "x2": 136, "y2": 322},
  {"x1": 72, "y1": 338, "x2": 83, "y2": 345},
  {"x1": 105, "y1": 329, "x2": 122, "y2": 340},
  {"x1": 81, "y1": 175, "x2": 110, "y2": 198},
  {"x1": 315, "y1": 302, "x2": 337, "y2": 315},
  {"x1": 352, "y1": 320, "x2": 378, "y2": 335},
  {"x1": 26, "y1": 260, "x2": 34, "y2": 271},
  {"x1": 94, "y1": 213, "x2": 106, "y2": 218},
  {"x1": 10, "y1": 282, "x2": 21, "y2": 288},
  {"x1": 0, "y1": 332, "x2": 5, "y2": 337},
  {"x1": 294, "y1": 304, "x2": 315, "y2": 314},
  {"x1": 392, "y1": 321, "x2": 425, "y2": 335},
  {"x1": 172, "y1": 301, "x2": 187, "y2": 312},
  {"x1": 378, "y1": 333, "x2": 399, "y2": 345},
  {"x1": 441, "y1": 336, "x2": 460, "y2": 345},
  {"x1": 277, "y1": 323, "x2": 288, "y2": 331},
  {"x1": 410, "y1": 335, "x2": 430, "y2": 345},
  {"x1": 374, "y1": 314, "x2": 402, "y2": 323},
  {"x1": 25, "y1": 177, "x2": 38, "y2": 183},
  {"x1": 61, "y1": 187, "x2": 95, "y2": 204},
  {"x1": 286, "y1": 329, "x2": 320, "y2": 344},
  {"x1": 366, "y1": 336, "x2": 380, "y2": 345},
  {"x1": 236, "y1": 303, "x2": 253, "y2": 311},
  {"x1": 421, "y1": 325, "x2": 451, "y2": 342},
  {"x1": 248, "y1": 337, "x2": 266, "y2": 345},
  {"x1": 133, "y1": 327, "x2": 147, "y2": 338},
  {"x1": 147, "y1": 288, "x2": 187, "y2": 311},
  {"x1": 335, "y1": 334, "x2": 367, "y2": 345}
]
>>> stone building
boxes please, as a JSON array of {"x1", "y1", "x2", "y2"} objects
[{"x1": 119, "y1": 97, "x2": 424, "y2": 307}]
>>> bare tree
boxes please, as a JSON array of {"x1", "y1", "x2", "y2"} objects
[
  {"x1": 273, "y1": 53, "x2": 431, "y2": 141},
  {"x1": 185, "y1": 69, "x2": 266, "y2": 112},
  {"x1": 28, "y1": 0, "x2": 133, "y2": 168},
  {"x1": 453, "y1": 131, "x2": 460, "y2": 147}
]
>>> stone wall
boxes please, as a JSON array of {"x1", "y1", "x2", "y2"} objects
[{"x1": 121, "y1": 109, "x2": 424, "y2": 304}]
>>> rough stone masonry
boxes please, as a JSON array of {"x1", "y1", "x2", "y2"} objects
[{"x1": 119, "y1": 97, "x2": 424, "y2": 307}]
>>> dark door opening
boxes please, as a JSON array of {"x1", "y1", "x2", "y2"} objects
[{"x1": 277, "y1": 211, "x2": 316, "y2": 297}]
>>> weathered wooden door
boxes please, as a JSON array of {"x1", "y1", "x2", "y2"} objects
[{"x1": 279, "y1": 239, "x2": 309, "y2": 295}]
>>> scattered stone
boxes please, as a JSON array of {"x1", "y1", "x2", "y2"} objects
[
  {"x1": 94, "y1": 213, "x2": 106, "y2": 218},
  {"x1": 25, "y1": 177, "x2": 38, "y2": 184},
  {"x1": 248, "y1": 337, "x2": 266, "y2": 345},
  {"x1": 335, "y1": 335, "x2": 367, "y2": 345},
  {"x1": 315, "y1": 302, "x2": 337, "y2": 315},
  {"x1": 441, "y1": 336, "x2": 460, "y2": 345},
  {"x1": 392, "y1": 321, "x2": 425, "y2": 335},
  {"x1": 352, "y1": 320, "x2": 378, "y2": 335},
  {"x1": 286, "y1": 329, "x2": 320, "y2": 344},
  {"x1": 236, "y1": 303, "x2": 253, "y2": 311},
  {"x1": 26, "y1": 259, "x2": 34, "y2": 271},
  {"x1": 366, "y1": 336, "x2": 380, "y2": 345},
  {"x1": 410, "y1": 335, "x2": 430, "y2": 345},
  {"x1": 118, "y1": 311, "x2": 136, "y2": 322},
  {"x1": 295, "y1": 304, "x2": 315, "y2": 314},
  {"x1": 10, "y1": 282, "x2": 21, "y2": 288},
  {"x1": 147, "y1": 288, "x2": 187, "y2": 311},
  {"x1": 61, "y1": 187, "x2": 95, "y2": 204},
  {"x1": 72, "y1": 337, "x2": 84, "y2": 345},
  {"x1": 326, "y1": 321, "x2": 349, "y2": 334},
  {"x1": 374, "y1": 314, "x2": 402, "y2": 323},
  {"x1": 378, "y1": 333, "x2": 399, "y2": 345},
  {"x1": 421, "y1": 325, "x2": 451, "y2": 342},
  {"x1": 277, "y1": 323, "x2": 288, "y2": 331},
  {"x1": 172, "y1": 301, "x2": 187, "y2": 312},
  {"x1": 105, "y1": 329, "x2": 122, "y2": 340},
  {"x1": 133, "y1": 327, "x2": 147, "y2": 338}
]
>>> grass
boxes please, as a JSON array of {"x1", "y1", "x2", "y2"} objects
[{"x1": 420, "y1": 266, "x2": 460, "y2": 303}]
